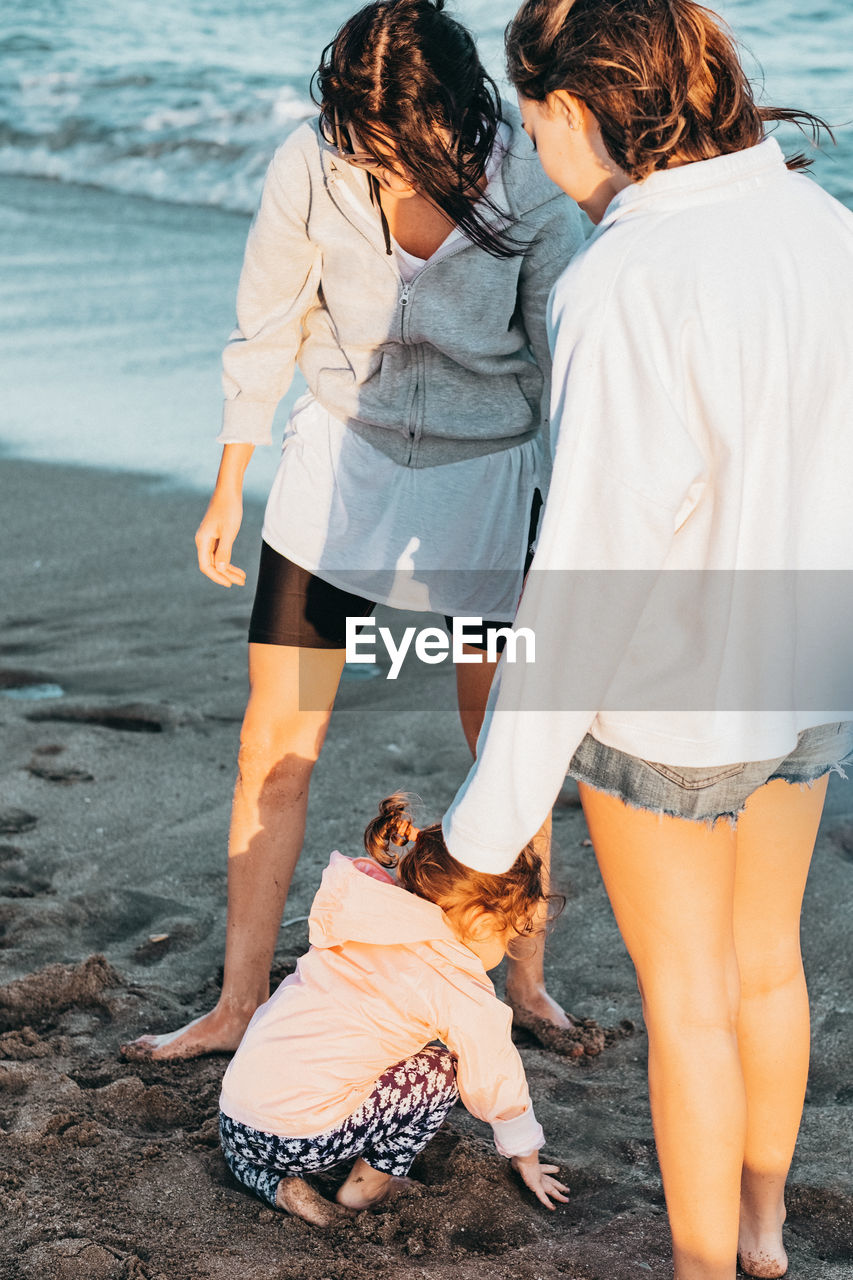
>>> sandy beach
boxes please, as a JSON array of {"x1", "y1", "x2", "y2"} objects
[
  {"x1": 1, "y1": 455, "x2": 852, "y2": 1279},
  {"x1": 1, "y1": 100, "x2": 852, "y2": 1280}
]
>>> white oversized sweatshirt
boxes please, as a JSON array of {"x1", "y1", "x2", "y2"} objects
[{"x1": 444, "y1": 139, "x2": 853, "y2": 873}]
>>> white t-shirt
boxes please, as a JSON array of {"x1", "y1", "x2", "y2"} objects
[{"x1": 261, "y1": 125, "x2": 544, "y2": 619}]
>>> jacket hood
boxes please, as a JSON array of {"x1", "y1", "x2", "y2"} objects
[{"x1": 309, "y1": 851, "x2": 462, "y2": 949}]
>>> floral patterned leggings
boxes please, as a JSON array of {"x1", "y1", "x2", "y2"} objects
[{"x1": 219, "y1": 1046, "x2": 459, "y2": 1209}]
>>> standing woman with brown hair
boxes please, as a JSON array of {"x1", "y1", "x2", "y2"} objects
[
  {"x1": 443, "y1": 1, "x2": 853, "y2": 1277},
  {"x1": 123, "y1": 0, "x2": 583, "y2": 1061}
]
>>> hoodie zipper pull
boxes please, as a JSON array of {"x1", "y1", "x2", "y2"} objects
[{"x1": 400, "y1": 282, "x2": 411, "y2": 306}]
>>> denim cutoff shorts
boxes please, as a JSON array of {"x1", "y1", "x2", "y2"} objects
[{"x1": 567, "y1": 721, "x2": 853, "y2": 825}]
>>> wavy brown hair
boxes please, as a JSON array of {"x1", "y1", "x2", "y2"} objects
[
  {"x1": 313, "y1": 0, "x2": 523, "y2": 257},
  {"x1": 364, "y1": 792, "x2": 563, "y2": 940},
  {"x1": 506, "y1": 0, "x2": 832, "y2": 180}
]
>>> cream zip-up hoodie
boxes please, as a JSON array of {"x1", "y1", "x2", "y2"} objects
[
  {"x1": 217, "y1": 105, "x2": 583, "y2": 468},
  {"x1": 219, "y1": 852, "x2": 544, "y2": 1159}
]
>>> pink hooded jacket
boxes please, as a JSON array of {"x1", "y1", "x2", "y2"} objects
[{"x1": 219, "y1": 852, "x2": 544, "y2": 1159}]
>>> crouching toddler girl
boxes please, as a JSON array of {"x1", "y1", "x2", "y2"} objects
[{"x1": 218, "y1": 794, "x2": 567, "y2": 1222}]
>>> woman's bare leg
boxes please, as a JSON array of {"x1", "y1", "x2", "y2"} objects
[
  {"x1": 455, "y1": 648, "x2": 571, "y2": 1028},
  {"x1": 122, "y1": 643, "x2": 345, "y2": 1060},
  {"x1": 733, "y1": 776, "x2": 827, "y2": 1278},
  {"x1": 579, "y1": 784, "x2": 744, "y2": 1280},
  {"x1": 580, "y1": 775, "x2": 828, "y2": 1280}
]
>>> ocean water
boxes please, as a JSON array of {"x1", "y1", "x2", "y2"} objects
[
  {"x1": 0, "y1": 0, "x2": 850, "y2": 494},
  {"x1": 1, "y1": 0, "x2": 851, "y2": 211}
]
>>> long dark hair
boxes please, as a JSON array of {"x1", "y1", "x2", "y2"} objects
[
  {"x1": 506, "y1": 0, "x2": 833, "y2": 181},
  {"x1": 313, "y1": 0, "x2": 522, "y2": 258}
]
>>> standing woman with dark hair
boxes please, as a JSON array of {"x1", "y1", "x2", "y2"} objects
[
  {"x1": 443, "y1": 1, "x2": 853, "y2": 1277},
  {"x1": 123, "y1": 0, "x2": 583, "y2": 1061}
]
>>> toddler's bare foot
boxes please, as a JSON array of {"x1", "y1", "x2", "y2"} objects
[
  {"x1": 119, "y1": 1001, "x2": 260, "y2": 1061},
  {"x1": 277, "y1": 1177, "x2": 348, "y2": 1226},
  {"x1": 504, "y1": 980, "x2": 574, "y2": 1032},
  {"x1": 336, "y1": 1158, "x2": 415, "y2": 1210}
]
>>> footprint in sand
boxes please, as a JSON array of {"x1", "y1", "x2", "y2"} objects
[
  {"x1": 0, "y1": 843, "x2": 56, "y2": 899},
  {"x1": 25, "y1": 742, "x2": 94, "y2": 783},
  {"x1": 0, "y1": 809, "x2": 38, "y2": 836},
  {"x1": 27, "y1": 759, "x2": 95, "y2": 785},
  {"x1": 0, "y1": 874, "x2": 53, "y2": 900},
  {"x1": 26, "y1": 701, "x2": 198, "y2": 733},
  {"x1": 19, "y1": 1238, "x2": 134, "y2": 1280}
]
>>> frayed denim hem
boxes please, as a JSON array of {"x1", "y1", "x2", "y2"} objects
[
  {"x1": 567, "y1": 725, "x2": 853, "y2": 829},
  {"x1": 570, "y1": 751, "x2": 853, "y2": 830},
  {"x1": 771, "y1": 750, "x2": 853, "y2": 789},
  {"x1": 569, "y1": 770, "x2": 746, "y2": 828}
]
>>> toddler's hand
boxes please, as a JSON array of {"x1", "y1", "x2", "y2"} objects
[{"x1": 511, "y1": 1152, "x2": 569, "y2": 1210}]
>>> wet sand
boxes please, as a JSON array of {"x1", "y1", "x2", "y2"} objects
[
  {"x1": 0, "y1": 174, "x2": 297, "y2": 499},
  {"x1": 1, "y1": 457, "x2": 852, "y2": 1278}
]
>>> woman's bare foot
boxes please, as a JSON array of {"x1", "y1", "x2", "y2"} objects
[
  {"x1": 335, "y1": 1158, "x2": 414, "y2": 1211},
  {"x1": 738, "y1": 1207, "x2": 788, "y2": 1277},
  {"x1": 276, "y1": 1177, "x2": 349, "y2": 1226},
  {"x1": 504, "y1": 980, "x2": 574, "y2": 1032},
  {"x1": 119, "y1": 1000, "x2": 259, "y2": 1061},
  {"x1": 738, "y1": 1177, "x2": 788, "y2": 1278},
  {"x1": 737, "y1": 1242, "x2": 788, "y2": 1278}
]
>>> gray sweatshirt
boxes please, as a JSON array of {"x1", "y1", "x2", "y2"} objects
[{"x1": 218, "y1": 105, "x2": 584, "y2": 468}]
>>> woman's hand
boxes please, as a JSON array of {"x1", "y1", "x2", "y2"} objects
[
  {"x1": 195, "y1": 489, "x2": 246, "y2": 587},
  {"x1": 511, "y1": 1152, "x2": 570, "y2": 1210},
  {"x1": 195, "y1": 444, "x2": 254, "y2": 587}
]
